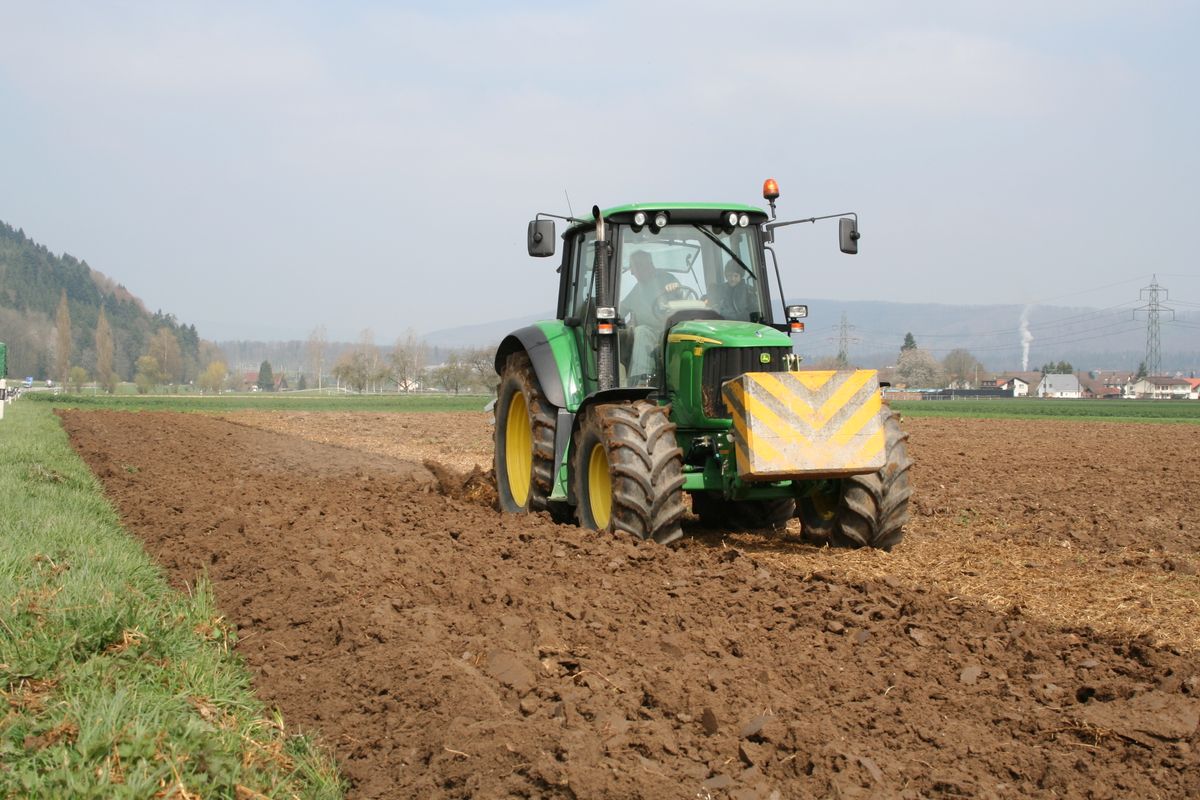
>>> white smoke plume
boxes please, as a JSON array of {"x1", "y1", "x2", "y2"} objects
[{"x1": 1019, "y1": 305, "x2": 1034, "y2": 371}]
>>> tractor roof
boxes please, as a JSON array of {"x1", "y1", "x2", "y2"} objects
[{"x1": 568, "y1": 202, "x2": 768, "y2": 230}]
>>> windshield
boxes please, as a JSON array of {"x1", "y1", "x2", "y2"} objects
[{"x1": 616, "y1": 223, "x2": 768, "y2": 326}]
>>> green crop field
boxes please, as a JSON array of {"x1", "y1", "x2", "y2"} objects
[
  {"x1": 26, "y1": 391, "x2": 491, "y2": 414},
  {"x1": 0, "y1": 401, "x2": 345, "y2": 798},
  {"x1": 890, "y1": 397, "x2": 1200, "y2": 423}
]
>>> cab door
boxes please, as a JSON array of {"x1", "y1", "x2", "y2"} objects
[{"x1": 563, "y1": 230, "x2": 600, "y2": 395}]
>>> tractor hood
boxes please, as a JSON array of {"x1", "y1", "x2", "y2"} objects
[
  {"x1": 666, "y1": 318, "x2": 792, "y2": 349},
  {"x1": 664, "y1": 318, "x2": 796, "y2": 429}
]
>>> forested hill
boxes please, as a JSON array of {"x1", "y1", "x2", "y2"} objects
[{"x1": 0, "y1": 220, "x2": 209, "y2": 381}]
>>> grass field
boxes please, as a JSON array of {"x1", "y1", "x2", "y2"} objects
[
  {"x1": 26, "y1": 391, "x2": 492, "y2": 414},
  {"x1": 891, "y1": 397, "x2": 1200, "y2": 423},
  {"x1": 0, "y1": 401, "x2": 344, "y2": 798}
]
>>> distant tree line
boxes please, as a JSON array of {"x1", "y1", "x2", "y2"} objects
[{"x1": 0, "y1": 220, "x2": 216, "y2": 385}]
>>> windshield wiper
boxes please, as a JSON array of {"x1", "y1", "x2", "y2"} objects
[{"x1": 692, "y1": 225, "x2": 754, "y2": 278}]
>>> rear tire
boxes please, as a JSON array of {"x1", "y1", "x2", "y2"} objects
[
  {"x1": 573, "y1": 401, "x2": 686, "y2": 544},
  {"x1": 802, "y1": 408, "x2": 912, "y2": 551},
  {"x1": 495, "y1": 351, "x2": 560, "y2": 517},
  {"x1": 692, "y1": 494, "x2": 795, "y2": 532}
]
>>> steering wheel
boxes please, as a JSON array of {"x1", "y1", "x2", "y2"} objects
[{"x1": 652, "y1": 283, "x2": 699, "y2": 319}]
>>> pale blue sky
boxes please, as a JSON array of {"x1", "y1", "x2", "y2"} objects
[{"x1": 2, "y1": 1, "x2": 1197, "y2": 342}]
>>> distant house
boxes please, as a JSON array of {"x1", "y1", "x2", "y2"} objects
[
  {"x1": 998, "y1": 376, "x2": 1031, "y2": 397},
  {"x1": 1077, "y1": 373, "x2": 1122, "y2": 399},
  {"x1": 1092, "y1": 370, "x2": 1137, "y2": 398},
  {"x1": 241, "y1": 371, "x2": 287, "y2": 391},
  {"x1": 1130, "y1": 376, "x2": 1191, "y2": 400},
  {"x1": 993, "y1": 371, "x2": 1043, "y2": 397},
  {"x1": 1187, "y1": 378, "x2": 1200, "y2": 400},
  {"x1": 1037, "y1": 373, "x2": 1082, "y2": 398}
]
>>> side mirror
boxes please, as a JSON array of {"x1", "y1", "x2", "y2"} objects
[
  {"x1": 839, "y1": 217, "x2": 860, "y2": 255},
  {"x1": 527, "y1": 219, "x2": 556, "y2": 257}
]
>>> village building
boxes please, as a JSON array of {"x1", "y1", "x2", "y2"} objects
[
  {"x1": 1036, "y1": 373, "x2": 1082, "y2": 398},
  {"x1": 998, "y1": 376, "x2": 1030, "y2": 397},
  {"x1": 1077, "y1": 374, "x2": 1123, "y2": 399},
  {"x1": 992, "y1": 371, "x2": 1043, "y2": 397},
  {"x1": 1130, "y1": 376, "x2": 1192, "y2": 400}
]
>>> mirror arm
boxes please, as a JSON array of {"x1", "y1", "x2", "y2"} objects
[
  {"x1": 765, "y1": 211, "x2": 857, "y2": 236},
  {"x1": 537, "y1": 211, "x2": 591, "y2": 225}
]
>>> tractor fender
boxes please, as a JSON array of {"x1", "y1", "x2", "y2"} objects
[{"x1": 495, "y1": 326, "x2": 570, "y2": 409}]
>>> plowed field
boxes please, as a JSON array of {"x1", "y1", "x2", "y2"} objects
[{"x1": 59, "y1": 410, "x2": 1200, "y2": 799}]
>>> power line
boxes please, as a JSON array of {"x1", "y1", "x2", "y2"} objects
[
  {"x1": 832, "y1": 312, "x2": 858, "y2": 365},
  {"x1": 1133, "y1": 275, "x2": 1175, "y2": 375}
]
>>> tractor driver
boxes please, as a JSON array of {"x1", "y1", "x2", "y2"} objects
[{"x1": 621, "y1": 250, "x2": 679, "y2": 385}]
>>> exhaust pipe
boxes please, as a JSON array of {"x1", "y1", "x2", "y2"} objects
[{"x1": 592, "y1": 205, "x2": 617, "y2": 391}]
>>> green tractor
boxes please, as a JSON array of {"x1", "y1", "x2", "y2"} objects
[{"x1": 493, "y1": 180, "x2": 912, "y2": 549}]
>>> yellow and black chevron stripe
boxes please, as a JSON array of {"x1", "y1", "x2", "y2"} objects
[{"x1": 722, "y1": 370, "x2": 886, "y2": 480}]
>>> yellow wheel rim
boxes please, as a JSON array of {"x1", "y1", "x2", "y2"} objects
[
  {"x1": 810, "y1": 488, "x2": 838, "y2": 522},
  {"x1": 587, "y1": 443, "x2": 612, "y2": 529},
  {"x1": 505, "y1": 392, "x2": 532, "y2": 507}
]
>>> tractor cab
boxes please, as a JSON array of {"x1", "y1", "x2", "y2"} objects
[{"x1": 553, "y1": 204, "x2": 775, "y2": 390}]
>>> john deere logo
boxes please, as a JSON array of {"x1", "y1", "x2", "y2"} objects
[{"x1": 759, "y1": 353, "x2": 772, "y2": 364}]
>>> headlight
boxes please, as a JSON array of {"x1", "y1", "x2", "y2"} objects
[
  {"x1": 653, "y1": 212, "x2": 669, "y2": 228},
  {"x1": 738, "y1": 213, "x2": 749, "y2": 227},
  {"x1": 633, "y1": 211, "x2": 647, "y2": 226},
  {"x1": 726, "y1": 211, "x2": 739, "y2": 227}
]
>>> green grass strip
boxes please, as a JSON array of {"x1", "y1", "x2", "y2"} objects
[
  {"x1": 0, "y1": 402, "x2": 345, "y2": 799},
  {"x1": 891, "y1": 397, "x2": 1200, "y2": 424},
  {"x1": 27, "y1": 391, "x2": 491, "y2": 414}
]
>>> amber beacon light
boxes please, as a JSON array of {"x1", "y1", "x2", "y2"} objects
[{"x1": 762, "y1": 178, "x2": 780, "y2": 201}]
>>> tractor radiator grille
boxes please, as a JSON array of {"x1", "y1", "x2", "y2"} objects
[{"x1": 701, "y1": 346, "x2": 792, "y2": 418}]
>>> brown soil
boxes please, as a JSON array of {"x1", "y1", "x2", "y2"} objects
[{"x1": 60, "y1": 410, "x2": 1200, "y2": 799}]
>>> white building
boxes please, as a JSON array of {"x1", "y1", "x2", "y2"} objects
[
  {"x1": 1130, "y1": 376, "x2": 1191, "y2": 399},
  {"x1": 998, "y1": 377, "x2": 1030, "y2": 397},
  {"x1": 1037, "y1": 373, "x2": 1082, "y2": 398}
]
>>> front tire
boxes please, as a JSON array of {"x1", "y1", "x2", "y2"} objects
[
  {"x1": 573, "y1": 401, "x2": 686, "y2": 544},
  {"x1": 495, "y1": 352, "x2": 558, "y2": 516},
  {"x1": 799, "y1": 408, "x2": 913, "y2": 551}
]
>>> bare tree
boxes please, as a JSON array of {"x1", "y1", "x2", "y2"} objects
[
  {"x1": 55, "y1": 291, "x2": 71, "y2": 385},
  {"x1": 358, "y1": 328, "x2": 387, "y2": 393},
  {"x1": 198, "y1": 340, "x2": 224, "y2": 370},
  {"x1": 306, "y1": 325, "x2": 327, "y2": 389},
  {"x1": 463, "y1": 346, "x2": 498, "y2": 393},
  {"x1": 332, "y1": 350, "x2": 369, "y2": 392},
  {"x1": 389, "y1": 328, "x2": 427, "y2": 392},
  {"x1": 95, "y1": 306, "x2": 116, "y2": 393},
  {"x1": 942, "y1": 348, "x2": 984, "y2": 388},
  {"x1": 147, "y1": 328, "x2": 183, "y2": 386},
  {"x1": 432, "y1": 350, "x2": 473, "y2": 394}
]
